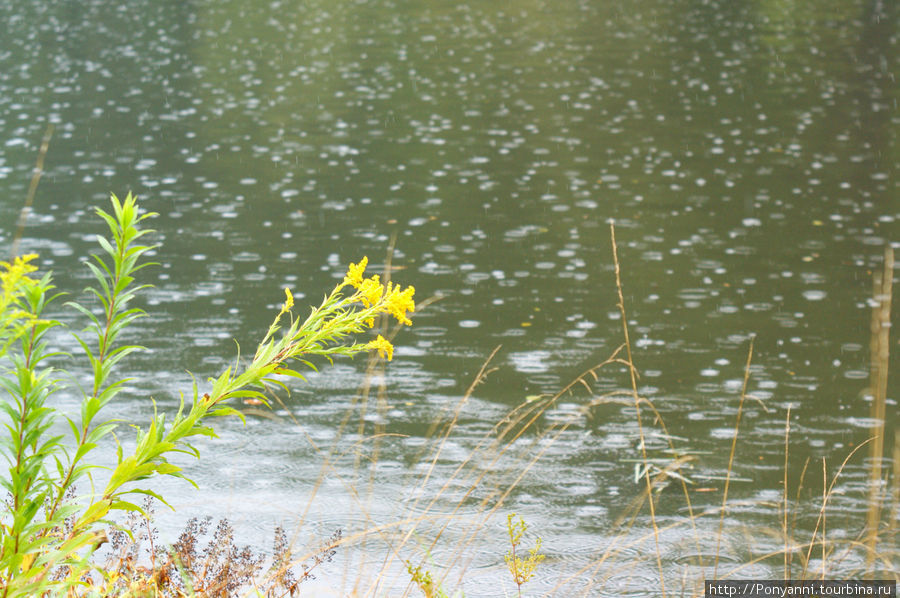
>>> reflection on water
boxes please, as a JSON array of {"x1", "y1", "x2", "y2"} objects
[{"x1": 1, "y1": 0, "x2": 897, "y2": 593}]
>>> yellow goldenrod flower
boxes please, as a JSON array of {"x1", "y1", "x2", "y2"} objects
[
  {"x1": 282, "y1": 287, "x2": 294, "y2": 312},
  {"x1": 368, "y1": 334, "x2": 394, "y2": 360},
  {"x1": 384, "y1": 283, "x2": 415, "y2": 326},
  {"x1": 359, "y1": 274, "x2": 383, "y2": 308},
  {"x1": 343, "y1": 256, "x2": 368, "y2": 289},
  {"x1": 1, "y1": 254, "x2": 40, "y2": 318},
  {"x1": 0, "y1": 254, "x2": 39, "y2": 292}
]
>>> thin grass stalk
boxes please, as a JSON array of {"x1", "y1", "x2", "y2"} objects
[
  {"x1": 243, "y1": 298, "x2": 429, "y2": 596},
  {"x1": 783, "y1": 405, "x2": 792, "y2": 579},
  {"x1": 446, "y1": 398, "x2": 588, "y2": 579},
  {"x1": 351, "y1": 242, "x2": 402, "y2": 589},
  {"x1": 793, "y1": 457, "x2": 811, "y2": 576},
  {"x1": 439, "y1": 359, "x2": 625, "y2": 588},
  {"x1": 403, "y1": 348, "x2": 502, "y2": 512},
  {"x1": 890, "y1": 438, "x2": 899, "y2": 541},
  {"x1": 564, "y1": 504, "x2": 729, "y2": 598},
  {"x1": 582, "y1": 351, "x2": 706, "y2": 568},
  {"x1": 825, "y1": 507, "x2": 879, "y2": 577},
  {"x1": 613, "y1": 386, "x2": 705, "y2": 566},
  {"x1": 821, "y1": 458, "x2": 827, "y2": 579},
  {"x1": 408, "y1": 362, "x2": 594, "y2": 591},
  {"x1": 609, "y1": 220, "x2": 666, "y2": 597},
  {"x1": 294, "y1": 314, "x2": 441, "y2": 594},
  {"x1": 412, "y1": 346, "x2": 501, "y2": 512},
  {"x1": 390, "y1": 352, "x2": 617, "y2": 594},
  {"x1": 361, "y1": 234, "x2": 397, "y2": 466},
  {"x1": 802, "y1": 439, "x2": 873, "y2": 573},
  {"x1": 10, "y1": 124, "x2": 53, "y2": 260},
  {"x1": 865, "y1": 246, "x2": 892, "y2": 578},
  {"x1": 372, "y1": 348, "x2": 542, "y2": 595},
  {"x1": 708, "y1": 536, "x2": 892, "y2": 585},
  {"x1": 369, "y1": 348, "x2": 501, "y2": 595},
  {"x1": 440, "y1": 417, "x2": 574, "y2": 592},
  {"x1": 713, "y1": 336, "x2": 754, "y2": 579}
]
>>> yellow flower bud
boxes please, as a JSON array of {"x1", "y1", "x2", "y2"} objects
[
  {"x1": 359, "y1": 275, "x2": 383, "y2": 308},
  {"x1": 384, "y1": 283, "x2": 415, "y2": 325},
  {"x1": 343, "y1": 256, "x2": 368, "y2": 289},
  {"x1": 367, "y1": 334, "x2": 394, "y2": 360}
]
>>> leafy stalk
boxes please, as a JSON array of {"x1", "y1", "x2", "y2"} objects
[
  {"x1": 0, "y1": 268, "x2": 67, "y2": 595},
  {"x1": 1, "y1": 193, "x2": 416, "y2": 596},
  {"x1": 504, "y1": 513, "x2": 545, "y2": 598},
  {"x1": 44, "y1": 193, "x2": 158, "y2": 526}
]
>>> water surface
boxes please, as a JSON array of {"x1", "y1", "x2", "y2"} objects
[{"x1": 1, "y1": 0, "x2": 897, "y2": 594}]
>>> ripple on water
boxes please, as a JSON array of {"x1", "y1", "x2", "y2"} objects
[
  {"x1": 508, "y1": 350, "x2": 551, "y2": 373},
  {"x1": 802, "y1": 289, "x2": 827, "y2": 301},
  {"x1": 709, "y1": 427, "x2": 737, "y2": 440},
  {"x1": 1, "y1": 0, "x2": 890, "y2": 592},
  {"x1": 412, "y1": 325, "x2": 449, "y2": 338}
]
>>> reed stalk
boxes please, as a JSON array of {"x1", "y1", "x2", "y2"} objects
[
  {"x1": 9, "y1": 124, "x2": 53, "y2": 260},
  {"x1": 713, "y1": 336, "x2": 754, "y2": 579},
  {"x1": 609, "y1": 221, "x2": 666, "y2": 597},
  {"x1": 783, "y1": 405, "x2": 792, "y2": 579},
  {"x1": 865, "y1": 246, "x2": 893, "y2": 577}
]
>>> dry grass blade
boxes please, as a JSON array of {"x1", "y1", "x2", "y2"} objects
[
  {"x1": 10, "y1": 123, "x2": 53, "y2": 259},
  {"x1": 713, "y1": 336, "x2": 754, "y2": 579},
  {"x1": 865, "y1": 245, "x2": 892, "y2": 578},
  {"x1": 783, "y1": 405, "x2": 792, "y2": 579},
  {"x1": 890, "y1": 440, "x2": 899, "y2": 542},
  {"x1": 802, "y1": 439, "x2": 874, "y2": 576},
  {"x1": 398, "y1": 356, "x2": 617, "y2": 594},
  {"x1": 609, "y1": 220, "x2": 666, "y2": 597}
]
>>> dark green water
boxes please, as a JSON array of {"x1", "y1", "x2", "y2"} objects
[{"x1": 1, "y1": 0, "x2": 897, "y2": 594}]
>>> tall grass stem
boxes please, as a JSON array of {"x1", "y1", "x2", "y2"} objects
[
  {"x1": 714, "y1": 336, "x2": 754, "y2": 578},
  {"x1": 609, "y1": 220, "x2": 666, "y2": 597},
  {"x1": 10, "y1": 124, "x2": 53, "y2": 260},
  {"x1": 865, "y1": 246, "x2": 892, "y2": 577}
]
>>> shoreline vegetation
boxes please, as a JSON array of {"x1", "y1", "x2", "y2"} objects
[{"x1": 1, "y1": 192, "x2": 896, "y2": 597}]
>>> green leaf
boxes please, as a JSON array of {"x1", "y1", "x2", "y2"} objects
[
  {"x1": 108, "y1": 499, "x2": 145, "y2": 514},
  {"x1": 120, "y1": 488, "x2": 172, "y2": 509}
]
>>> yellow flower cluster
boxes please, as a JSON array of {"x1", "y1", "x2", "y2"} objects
[
  {"x1": 342, "y1": 256, "x2": 415, "y2": 326},
  {"x1": 383, "y1": 281, "x2": 415, "y2": 326},
  {"x1": 0, "y1": 254, "x2": 40, "y2": 347},
  {"x1": 342, "y1": 256, "x2": 369, "y2": 289},
  {"x1": 367, "y1": 334, "x2": 394, "y2": 361},
  {"x1": 1, "y1": 253, "x2": 38, "y2": 291},
  {"x1": 1, "y1": 254, "x2": 39, "y2": 314},
  {"x1": 268, "y1": 257, "x2": 414, "y2": 364},
  {"x1": 359, "y1": 275, "x2": 384, "y2": 308},
  {"x1": 341, "y1": 256, "x2": 416, "y2": 360}
]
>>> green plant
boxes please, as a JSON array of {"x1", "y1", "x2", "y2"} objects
[
  {"x1": 0, "y1": 192, "x2": 415, "y2": 596},
  {"x1": 504, "y1": 513, "x2": 545, "y2": 597},
  {"x1": 406, "y1": 560, "x2": 449, "y2": 598}
]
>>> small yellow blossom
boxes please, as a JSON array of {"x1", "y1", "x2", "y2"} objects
[
  {"x1": 1, "y1": 254, "x2": 39, "y2": 309},
  {"x1": 384, "y1": 282, "x2": 415, "y2": 325},
  {"x1": 359, "y1": 275, "x2": 383, "y2": 308},
  {"x1": 0, "y1": 254, "x2": 40, "y2": 343},
  {"x1": 368, "y1": 334, "x2": 394, "y2": 360},
  {"x1": 1, "y1": 254, "x2": 39, "y2": 289},
  {"x1": 343, "y1": 256, "x2": 368, "y2": 289},
  {"x1": 282, "y1": 287, "x2": 294, "y2": 312}
]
